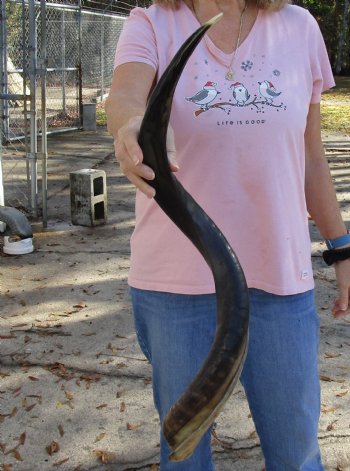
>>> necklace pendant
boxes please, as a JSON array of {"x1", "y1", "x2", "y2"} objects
[{"x1": 225, "y1": 69, "x2": 234, "y2": 81}]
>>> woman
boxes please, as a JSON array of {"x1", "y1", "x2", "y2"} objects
[{"x1": 106, "y1": 1, "x2": 350, "y2": 469}]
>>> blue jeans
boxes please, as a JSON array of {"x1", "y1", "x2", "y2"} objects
[{"x1": 130, "y1": 287, "x2": 323, "y2": 471}]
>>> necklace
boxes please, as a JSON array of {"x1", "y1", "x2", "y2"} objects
[{"x1": 225, "y1": 2, "x2": 247, "y2": 81}]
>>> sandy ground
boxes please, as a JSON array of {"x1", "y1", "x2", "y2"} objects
[{"x1": 0, "y1": 128, "x2": 349, "y2": 470}]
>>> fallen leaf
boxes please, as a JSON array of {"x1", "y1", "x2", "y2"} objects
[
  {"x1": 126, "y1": 422, "x2": 141, "y2": 431},
  {"x1": 72, "y1": 303, "x2": 87, "y2": 309},
  {"x1": 107, "y1": 343, "x2": 126, "y2": 353},
  {"x1": 53, "y1": 458, "x2": 70, "y2": 466},
  {"x1": 0, "y1": 334, "x2": 16, "y2": 339},
  {"x1": 8, "y1": 449, "x2": 23, "y2": 461},
  {"x1": 94, "y1": 433, "x2": 106, "y2": 442},
  {"x1": 327, "y1": 419, "x2": 338, "y2": 431},
  {"x1": 10, "y1": 407, "x2": 18, "y2": 418},
  {"x1": 19, "y1": 432, "x2": 26, "y2": 445},
  {"x1": 94, "y1": 450, "x2": 117, "y2": 464},
  {"x1": 46, "y1": 441, "x2": 60, "y2": 455},
  {"x1": 3, "y1": 464, "x2": 12, "y2": 471},
  {"x1": 0, "y1": 372, "x2": 11, "y2": 378},
  {"x1": 96, "y1": 404, "x2": 108, "y2": 410},
  {"x1": 58, "y1": 425, "x2": 64, "y2": 437},
  {"x1": 321, "y1": 407, "x2": 338, "y2": 413},
  {"x1": 324, "y1": 352, "x2": 341, "y2": 359},
  {"x1": 95, "y1": 450, "x2": 109, "y2": 464},
  {"x1": 320, "y1": 375, "x2": 346, "y2": 383},
  {"x1": 28, "y1": 376, "x2": 39, "y2": 381},
  {"x1": 120, "y1": 402, "x2": 126, "y2": 412},
  {"x1": 80, "y1": 373, "x2": 101, "y2": 383},
  {"x1": 335, "y1": 390, "x2": 348, "y2": 397},
  {"x1": 27, "y1": 394, "x2": 42, "y2": 403},
  {"x1": 26, "y1": 404, "x2": 36, "y2": 412},
  {"x1": 65, "y1": 391, "x2": 74, "y2": 401},
  {"x1": 150, "y1": 465, "x2": 158, "y2": 471}
]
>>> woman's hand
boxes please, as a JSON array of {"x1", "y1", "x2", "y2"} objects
[
  {"x1": 114, "y1": 115, "x2": 178, "y2": 198},
  {"x1": 333, "y1": 259, "x2": 350, "y2": 318}
]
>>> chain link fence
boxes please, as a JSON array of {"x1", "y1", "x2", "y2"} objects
[{"x1": 1, "y1": 0, "x2": 125, "y2": 219}]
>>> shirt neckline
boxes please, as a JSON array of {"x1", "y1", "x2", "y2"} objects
[{"x1": 181, "y1": 1, "x2": 261, "y2": 65}]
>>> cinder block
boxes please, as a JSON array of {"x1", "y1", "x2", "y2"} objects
[{"x1": 70, "y1": 169, "x2": 107, "y2": 226}]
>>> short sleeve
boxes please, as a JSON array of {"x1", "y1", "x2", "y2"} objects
[
  {"x1": 114, "y1": 7, "x2": 158, "y2": 71},
  {"x1": 307, "y1": 13, "x2": 335, "y2": 103}
]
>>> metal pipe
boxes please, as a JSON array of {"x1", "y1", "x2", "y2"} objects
[
  {"x1": 22, "y1": 0, "x2": 30, "y2": 207},
  {"x1": 100, "y1": 14, "x2": 104, "y2": 102},
  {"x1": 0, "y1": 0, "x2": 9, "y2": 143},
  {"x1": 0, "y1": 3, "x2": 5, "y2": 230},
  {"x1": 6, "y1": 126, "x2": 80, "y2": 143},
  {"x1": 77, "y1": 0, "x2": 83, "y2": 127},
  {"x1": 40, "y1": 0, "x2": 48, "y2": 227},
  {"x1": 28, "y1": 0, "x2": 38, "y2": 216},
  {"x1": 61, "y1": 9, "x2": 66, "y2": 112}
]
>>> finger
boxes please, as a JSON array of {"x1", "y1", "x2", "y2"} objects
[
  {"x1": 336, "y1": 284, "x2": 349, "y2": 312},
  {"x1": 115, "y1": 123, "x2": 142, "y2": 166},
  {"x1": 332, "y1": 290, "x2": 350, "y2": 318},
  {"x1": 116, "y1": 140, "x2": 154, "y2": 178},
  {"x1": 126, "y1": 172, "x2": 156, "y2": 199},
  {"x1": 168, "y1": 151, "x2": 180, "y2": 172},
  {"x1": 123, "y1": 162, "x2": 155, "y2": 182},
  {"x1": 332, "y1": 306, "x2": 350, "y2": 318}
]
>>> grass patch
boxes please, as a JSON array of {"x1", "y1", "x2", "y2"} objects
[
  {"x1": 321, "y1": 76, "x2": 350, "y2": 133},
  {"x1": 96, "y1": 104, "x2": 107, "y2": 126}
]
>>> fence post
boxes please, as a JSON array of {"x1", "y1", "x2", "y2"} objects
[
  {"x1": 28, "y1": 0, "x2": 38, "y2": 216},
  {"x1": 0, "y1": 0, "x2": 9, "y2": 144},
  {"x1": 61, "y1": 9, "x2": 66, "y2": 112},
  {"x1": 0, "y1": 141, "x2": 5, "y2": 232},
  {"x1": 77, "y1": 0, "x2": 83, "y2": 127},
  {"x1": 100, "y1": 14, "x2": 104, "y2": 101},
  {"x1": 40, "y1": 0, "x2": 48, "y2": 227},
  {"x1": 0, "y1": 0, "x2": 7, "y2": 231}
]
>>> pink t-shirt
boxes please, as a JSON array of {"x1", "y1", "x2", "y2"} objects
[{"x1": 114, "y1": 3, "x2": 335, "y2": 295}]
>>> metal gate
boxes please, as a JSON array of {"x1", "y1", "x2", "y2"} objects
[{"x1": 0, "y1": 0, "x2": 124, "y2": 225}]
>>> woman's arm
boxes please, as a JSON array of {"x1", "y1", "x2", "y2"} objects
[
  {"x1": 305, "y1": 103, "x2": 350, "y2": 317},
  {"x1": 105, "y1": 62, "x2": 158, "y2": 198},
  {"x1": 105, "y1": 62, "x2": 178, "y2": 198}
]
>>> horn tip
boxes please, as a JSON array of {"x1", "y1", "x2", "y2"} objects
[{"x1": 206, "y1": 12, "x2": 224, "y2": 26}]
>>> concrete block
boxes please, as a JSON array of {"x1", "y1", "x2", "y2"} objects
[
  {"x1": 82, "y1": 103, "x2": 97, "y2": 131},
  {"x1": 70, "y1": 169, "x2": 107, "y2": 227}
]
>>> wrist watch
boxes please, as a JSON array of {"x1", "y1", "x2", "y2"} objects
[{"x1": 325, "y1": 231, "x2": 350, "y2": 249}]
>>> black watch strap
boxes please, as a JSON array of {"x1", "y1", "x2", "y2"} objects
[{"x1": 323, "y1": 247, "x2": 350, "y2": 266}]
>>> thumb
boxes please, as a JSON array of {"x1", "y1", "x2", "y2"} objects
[
  {"x1": 166, "y1": 127, "x2": 179, "y2": 171},
  {"x1": 334, "y1": 285, "x2": 349, "y2": 315},
  {"x1": 338, "y1": 284, "x2": 349, "y2": 311},
  {"x1": 168, "y1": 149, "x2": 179, "y2": 172}
]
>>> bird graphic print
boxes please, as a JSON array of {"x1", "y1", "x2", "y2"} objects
[
  {"x1": 186, "y1": 81, "x2": 220, "y2": 110},
  {"x1": 258, "y1": 80, "x2": 282, "y2": 103}
]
